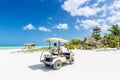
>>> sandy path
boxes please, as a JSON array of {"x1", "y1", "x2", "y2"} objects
[{"x1": 0, "y1": 49, "x2": 120, "y2": 80}]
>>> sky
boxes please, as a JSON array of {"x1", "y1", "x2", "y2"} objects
[{"x1": 0, "y1": 0, "x2": 120, "y2": 46}]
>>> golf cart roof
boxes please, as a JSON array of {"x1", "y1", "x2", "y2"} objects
[{"x1": 45, "y1": 37, "x2": 69, "y2": 43}]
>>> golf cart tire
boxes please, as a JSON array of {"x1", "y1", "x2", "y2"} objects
[
  {"x1": 53, "y1": 60, "x2": 62, "y2": 70},
  {"x1": 69, "y1": 57, "x2": 74, "y2": 64}
]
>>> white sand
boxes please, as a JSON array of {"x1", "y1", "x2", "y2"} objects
[{"x1": 0, "y1": 49, "x2": 120, "y2": 80}]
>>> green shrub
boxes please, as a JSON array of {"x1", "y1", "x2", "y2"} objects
[
  {"x1": 86, "y1": 45, "x2": 92, "y2": 49},
  {"x1": 97, "y1": 45, "x2": 101, "y2": 49},
  {"x1": 20, "y1": 47, "x2": 49, "y2": 53},
  {"x1": 104, "y1": 45, "x2": 109, "y2": 48},
  {"x1": 67, "y1": 45, "x2": 75, "y2": 49}
]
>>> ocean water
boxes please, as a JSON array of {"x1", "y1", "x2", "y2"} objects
[
  {"x1": 0, "y1": 46, "x2": 47, "y2": 50},
  {"x1": 0, "y1": 46, "x2": 24, "y2": 50}
]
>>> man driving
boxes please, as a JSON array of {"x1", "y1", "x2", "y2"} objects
[{"x1": 51, "y1": 43, "x2": 58, "y2": 55}]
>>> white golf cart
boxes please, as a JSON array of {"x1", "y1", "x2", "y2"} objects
[{"x1": 40, "y1": 38, "x2": 74, "y2": 70}]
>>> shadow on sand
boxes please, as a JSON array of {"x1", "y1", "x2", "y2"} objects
[
  {"x1": 29, "y1": 63, "x2": 70, "y2": 72},
  {"x1": 29, "y1": 64, "x2": 54, "y2": 72}
]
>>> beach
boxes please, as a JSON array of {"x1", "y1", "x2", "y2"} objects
[{"x1": 0, "y1": 49, "x2": 120, "y2": 80}]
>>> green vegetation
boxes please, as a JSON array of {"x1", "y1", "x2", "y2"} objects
[
  {"x1": 66, "y1": 24, "x2": 120, "y2": 49},
  {"x1": 18, "y1": 47, "x2": 49, "y2": 53},
  {"x1": 93, "y1": 34, "x2": 102, "y2": 40},
  {"x1": 103, "y1": 24, "x2": 120, "y2": 48},
  {"x1": 86, "y1": 45, "x2": 92, "y2": 49},
  {"x1": 108, "y1": 24, "x2": 120, "y2": 36},
  {"x1": 65, "y1": 39, "x2": 83, "y2": 49}
]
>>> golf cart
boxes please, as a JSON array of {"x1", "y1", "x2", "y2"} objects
[{"x1": 40, "y1": 38, "x2": 74, "y2": 70}]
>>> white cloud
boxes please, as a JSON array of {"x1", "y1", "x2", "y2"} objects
[
  {"x1": 97, "y1": 19, "x2": 105, "y2": 24},
  {"x1": 63, "y1": 0, "x2": 120, "y2": 33},
  {"x1": 100, "y1": 13, "x2": 106, "y2": 18},
  {"x1": 112, "y1": 0, "x2": 120, "y2": 9},
  {"x1": 39, "y1": 26, "x2": 51, "y2": 32},
  {"x1": 62, "y1": 0, "x2": 103, "y2": 17},
  {"x1": 48, "y1": 17, "x2": 52, "y2": 20},
  {"x1": 23, "y1": 24, "x2": 52, "y2": 32},
  {"x1": 108, "y1": 0, "x2": 120, "y2": 13},
  {"x1": 100, "y1": 24, "x2": 110, "y2": 31},
  {"x1": 56, "y1": 23, "x2": 69, "y2": 30},
  {"x1": 99, "y1": 4, "x2": 107, "y2": 18},
  {"x1": 76, "y1": 7, "x2": 101, "y2": 17},
  {"x1": 97, "y1": 0, "x2": 105, "y2": 3},
  {"x1": 107, "y1": 10, "x2": 120, "y2": 23},
  {"x1": 116, "y1": 22, "x2": 120, "y2": 26},
  {"x1": 80, "y1": 20, "x2": 99, "y2": 29},
  {"x1": 75, "y1": 25, "x2": 80, "y2": 30},
  {"x1": 93, "y1": 3, "x2": 98, "y2": 7},
  {"x1": 76, "y1": 18, "x2": 81, "y2": 23},
  {"x1": 78, "y1": 18, "x2": 111, "y2": 31},
  {"x1": 23, "y1": 23, "x2": 35, "y2": 30},
  {"x1": 107, "y1": 15, "x2": 119, "y2": 24},
  {"x1": 105, "y1": 0, "x2": 120, "y2": 26},
  {"x1": 62, "y1": 0, "x2": 88, "y2": 16},
  {"x1": 62, "y1": 0, "x2": 88, "y2": 12}
]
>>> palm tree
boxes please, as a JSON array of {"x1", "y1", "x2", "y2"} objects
[
  {"x1": 108, "y1": 24, "x2": 120, "y2": 36},
  {"x1": 103, "y1": 33, "x2": 117, "y2": 48},
  {"x1": 93, "y1": 34, "x2": 102, "y2": 40},
  {"x1": 66, "y1": 39, "x2": 82, "y2": 49}
]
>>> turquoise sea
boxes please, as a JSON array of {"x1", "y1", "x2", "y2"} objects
[
  {"x1": 0, "y1": 46, "x2": 47, "y2": 50},
  {"x1": 0, "y1": 46, "x2": 24, "y2": 50}
]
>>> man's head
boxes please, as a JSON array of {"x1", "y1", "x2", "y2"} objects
[{"x1": 54, "y1": 43, "x2": 57, "y2": 46}]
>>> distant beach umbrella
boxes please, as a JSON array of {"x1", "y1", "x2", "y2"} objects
[{"x1": 24, "y1": 43, "x2": 36, "y2": 49}]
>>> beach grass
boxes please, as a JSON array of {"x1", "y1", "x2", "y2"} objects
[{"x1": 11, "y1": 47, "x2": 49, "y2": 53}]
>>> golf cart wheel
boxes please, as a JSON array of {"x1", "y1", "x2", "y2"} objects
[
  {"x1": 53, "y1": 60, "x2": 62, "y2": 70},
  {"x1": 44, "y1": 64, "x2": 50, "y2": 66},
  {"x1": 69, "y1": 57, "x2": 74, "y2": 64}
]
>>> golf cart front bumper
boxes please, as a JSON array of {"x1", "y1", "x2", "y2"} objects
[
  {"x1": 40, "y1": 57, "x2": 54, "y2": 65},
  {"x1": 40, "y1": 60, "x2": 53, "y2": 65}
]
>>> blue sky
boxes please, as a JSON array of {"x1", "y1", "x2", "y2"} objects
[{"x1": 0, "y1": 0, "x2": 120, "y2": 46}]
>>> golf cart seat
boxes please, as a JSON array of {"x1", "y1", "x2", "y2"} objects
[{"x1": 50, "y1": 48, "x2": 62, "y2": 55}]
